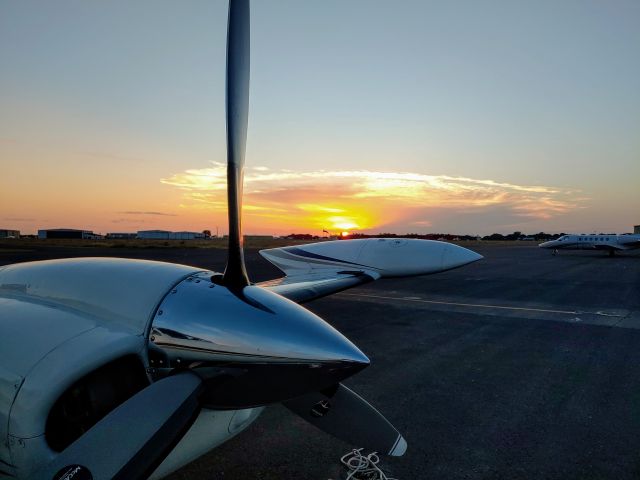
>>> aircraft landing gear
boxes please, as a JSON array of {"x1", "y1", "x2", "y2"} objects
[
  {"x1": 608, "y1": 250, "x2": 615, "y2": 257},
  {"x1": 552, "y1": 249, "x2": 558, "y2": 256}
]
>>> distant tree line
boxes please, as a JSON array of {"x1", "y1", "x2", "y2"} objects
[
  {"x1": 284, "y1": 231, "x2": 564, "y2": 241},
  {"x1": 480, "y1": 231, "x2": 564, "y2": 241},
  {"x1": 345, "y1": 233, "x2": 479, "y2": 241},
  {"x1": 285, "y1": 233, "x2": 320, "y2": 240}
]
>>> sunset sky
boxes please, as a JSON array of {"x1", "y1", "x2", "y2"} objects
[{"x1": 1, "y1": 0, "x2": 638, "y2": 236}]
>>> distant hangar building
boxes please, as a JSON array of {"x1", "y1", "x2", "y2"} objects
[
  {"x1": 0, "y1": 229, "x2": 20, "y2": 239},
  {"x1": 635, "y1": 225, "x2": 640, "y2": 234},
  {"x1": 38, "y1": 228, "x2": 100, "y2": 239},
  {"x1": 106, "y1": 232, "x2": 137, "y2": 239},
  {"x1": 137, "y1": 230, "x2": 205, "y2": 240}
]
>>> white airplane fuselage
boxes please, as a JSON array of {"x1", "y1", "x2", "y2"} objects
[
  {"x1": 0, "y1": 258, "x2": 263, "y2": 480},
  {"x1": 539, "y1": 234, "x2": 640, "y2": 253}
]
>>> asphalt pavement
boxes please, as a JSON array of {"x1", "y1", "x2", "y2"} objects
[{"x1": 2, "y1": 243, "x2": 639, "y2": 479}]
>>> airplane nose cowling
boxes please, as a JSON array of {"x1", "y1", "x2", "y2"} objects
[
  {"x1": 148, "y1": 272, "x2": 369, "y2": 407},
  {"x1": 441, "y1": 244, "x2": 483, "y2": 270}
]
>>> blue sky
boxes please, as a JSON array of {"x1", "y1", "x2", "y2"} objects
[{"x1": 1, "y1": 0, "x2": 638, "y2": 235}]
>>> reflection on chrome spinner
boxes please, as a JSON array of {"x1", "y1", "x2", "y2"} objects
[{"x1": 149, "y1": 272, "x2": 369, "y2": 365}]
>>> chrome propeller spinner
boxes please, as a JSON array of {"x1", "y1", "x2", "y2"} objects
[{"x1": 149, "y1": 273, "x2": 369, "y2": 408}]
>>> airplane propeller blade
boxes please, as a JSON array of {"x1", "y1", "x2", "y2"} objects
[
  {"x1": 29, "y1": 372, "x2": 202, "y2": 480},
  {"x1": 222, "y1": 0, "x2": 251, "y2": 288},
  {"x1": 283, "y1": 383, "x2": 407, "y2": 457}
]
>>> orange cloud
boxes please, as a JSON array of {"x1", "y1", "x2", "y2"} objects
[{"x1": 161, "y1": 164, "x2": 582, "y2": 234}]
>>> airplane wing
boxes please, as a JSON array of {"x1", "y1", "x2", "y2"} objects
[
  {"x1": 593, "y1": 244, "x2": 624, "y2": 251},
  {"x1": 257, "y1": 239, "x2": 482, "y2": 303},
  {"x1": 258, "y1": 269, "x2": 380, "y2": 304},
  {"x1": 618, "y1": 237, "x2": 640, "y2": 249}
]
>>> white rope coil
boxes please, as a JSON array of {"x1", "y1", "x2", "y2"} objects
[{"x1": 339, "y1": 448, "x2": 399, "y2": 480}]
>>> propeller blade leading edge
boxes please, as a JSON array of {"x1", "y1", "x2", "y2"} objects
[
  {"x1": 284, "y1": 383, "x2": 407, "y2": 457},
  {"x1": 222, "y1": 0, "x2": 251, "y2": 288},
  {"x1": 29, "y1": 372, "x2": 202, "y2": 480}
]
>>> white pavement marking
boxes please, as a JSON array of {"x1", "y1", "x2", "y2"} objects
[
  {"x1": 595, "y1": 311, "x2": 624, "y2": 317},
  {"x1": 338, "y1": 292, "x2": 623, "y2": 318}
]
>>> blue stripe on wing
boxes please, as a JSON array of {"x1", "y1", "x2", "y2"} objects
[{"x1": 283, "y1": 247, "x2": 375, "y2": 269}]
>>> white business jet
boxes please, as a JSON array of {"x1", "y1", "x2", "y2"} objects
[{"x1": 539, "y1": 233, "x2": 640, "y2": 256}]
